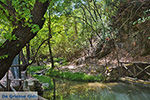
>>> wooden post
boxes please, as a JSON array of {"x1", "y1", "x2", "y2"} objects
[
  {"x1": 6, "y1": 71, "x2": 10, "y2": 91},
  {"x1": 0, "y1": 83, "x2": 6, "y2": 90},
  {"x1": 133, "y1": 64, "x2": 136, "y2": 77},
  {"x1": 19, "y1": 53, "x2": 23, "y2": 90},
  {"x1": 53, "y1": 79, "x2": 56, "y2": 100}
]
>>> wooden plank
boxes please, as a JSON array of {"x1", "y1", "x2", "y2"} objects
[
  {"x1": 120, "y1": 61, "x2": 150, "y2": 64},
  {"x1": 0, "y1": 83, "x2": 6, "y2": 90},
  {"x1": 135, "y1": 65, "x2": 150, "y2": 77},
  {"x1": 119, "y1": 77, "x2": 150, "y2": 88},
  {"x1": 6, "y1": 71, "x2": 10, "y2": 91},
  {"x1": 10, "y1": 84, "x2": 16, "y2": 92},
  {"x1": 133, "y1": 65, "x2": 136, "y2": 77},
  {"x1": 123, "y1": 65, "x2": 134, "y2": 76}
]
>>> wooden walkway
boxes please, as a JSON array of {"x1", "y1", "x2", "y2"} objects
[{"x1": 120, "y1": 62, "x2": 150, "y2": 80}]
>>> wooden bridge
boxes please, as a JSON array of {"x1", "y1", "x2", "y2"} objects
[
  {"x1": 109, "y1": 62, "x2": 150, "y2": 81},
  {"x1": 120, "y1": 62, "x2": 150, "y2": 80}
]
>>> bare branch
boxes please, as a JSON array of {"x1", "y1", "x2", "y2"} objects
[
  {"x1": 6, "y1": 0, "x2": 12, "y2": 7},
  {"x1": 81, "y1": 3, "x2": 97, "y2": 22}
]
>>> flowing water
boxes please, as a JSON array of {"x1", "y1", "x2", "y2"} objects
[{"x1": 43, "y1": 79, "x2": 150, "y2": 100}]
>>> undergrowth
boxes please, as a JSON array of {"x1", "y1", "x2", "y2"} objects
[{"x1": 28, "y1": 66, "x2": 104, "y2": 83}]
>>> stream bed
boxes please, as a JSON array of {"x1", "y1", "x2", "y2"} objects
[{"x1": 42, "y1": 79, "x2": 150, "y2": 100}]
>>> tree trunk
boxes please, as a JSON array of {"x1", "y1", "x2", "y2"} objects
[
  {"x1": 94, "y1": 39, "x2": 115, "y2": 59},
  {"x1": 20, "y1": 50, "x2": 28, "y2": 71},
  {"x1": 48, "y1": 9, "x2": 55, "y2": 70},
  {"x1": 26, "y1": 43, "x2": 30, "y2": 62},
  {"x1": 0, "y1": 1, "x2": 49, "y2": 80}
]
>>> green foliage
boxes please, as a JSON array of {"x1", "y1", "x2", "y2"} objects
[
  {"x1": 0, "y1": 0, "x2": 42, "y2": 49},
  {"x1": 30, "y1": 12, "x2": 87, "y2": 61},
  {"x1": 48, "y1": 70, "x2": 103, "y2": 82},
  {"x1": 1, "y1": 33, "x2": 17, "y2": 41},
  {"x1": 12, "y1": 0, "x2": 35, "y2": 22},
  {"x1": 28, "y1": 66, "x2": 104, "y2": 82},
  {"x1": 31, "y1": 24, "x2": 40, "y2": 33},
  {"x1": 27, "y1": 0, "x2": 117, "y2": 62},
  {"x1": 28, "y1": 65, "x2": 45, "y2": 73},
  {"x1": 133, "y1": 16, "x2": 150, "y2": 25},
  {"x1": 0, "y1": 24, "x2": 14, "y2": 45},
  {"x1": 33, "y1": 74, "x2": 51, "y2": 83},
  {"x1": 39, "y1": 0, "x2": 47, "y2": 3},
  {"x1": 28, "y1": 66, "x2": 54, "y2": 88},
  {"x1": 54, "y1": 57, "x2": 68, "y2": 66},
  {"x1": 0, "y1": 54, "x2": 8, "y2": 59}
]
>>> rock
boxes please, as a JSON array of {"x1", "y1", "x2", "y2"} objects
[
  {"x1": 26, "y1": 78, "x2": 44, "y2": 96},
  {"x1": 42, "y1": 83, "x2": 49, "y2": 88}
]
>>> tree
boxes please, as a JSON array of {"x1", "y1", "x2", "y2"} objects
[
  {"x1": 29, "y1": 0, "x2": 87, "y2": 61},
  {"x1": 111, "y1": 0, "x2": 150, "y2": 57},
  {"x1": 0, "y1": 0, "x2": 49, "y2": 80}
]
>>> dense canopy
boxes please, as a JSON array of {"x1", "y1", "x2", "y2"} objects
[{"x1": 0, "y1": 0, "x2": 149, "y2": 81}]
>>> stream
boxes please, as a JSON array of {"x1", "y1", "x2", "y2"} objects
[{"x1": 43, "y1": 79, "x2": 150, "y2": 100}]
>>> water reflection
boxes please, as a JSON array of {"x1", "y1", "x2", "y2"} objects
[{"x1": 44, "y1": 79, "x2": 150, "y2": 100}]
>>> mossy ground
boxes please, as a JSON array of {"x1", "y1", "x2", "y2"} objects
[
  {"x1": 48, "y1": 70, "x2": 103, "y2": 82},
  {"x1": 28, "y1": 66, "x2": 104, "y2": 83}
]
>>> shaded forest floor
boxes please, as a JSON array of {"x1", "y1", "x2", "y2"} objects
[
  {"x1": 56, "y1": 49, "x2": 150, "y2": 81},
  {"x1": 1, "y1": 49, "x2": 149, "y2": 89}
]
